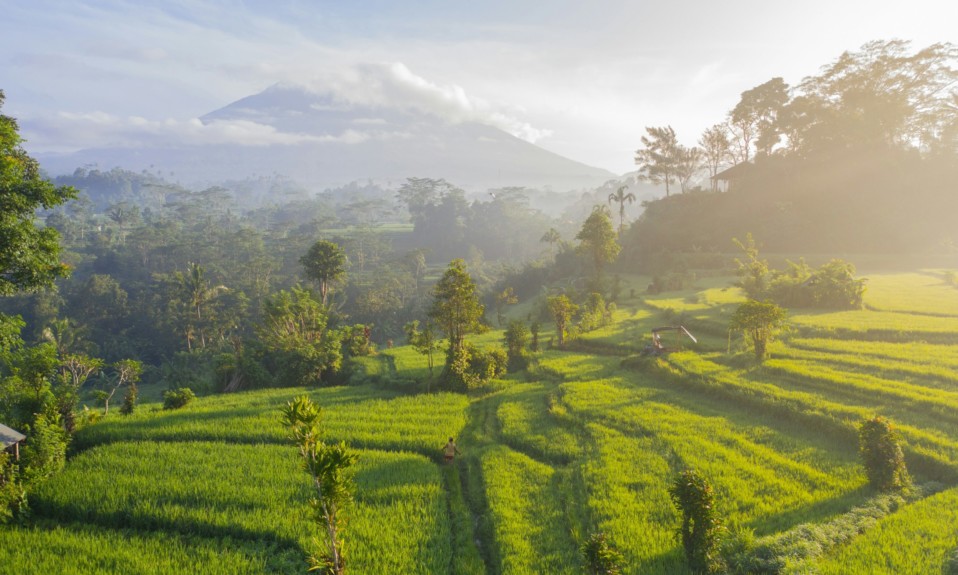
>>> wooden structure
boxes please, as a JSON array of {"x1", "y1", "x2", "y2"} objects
[
  {"x1": 711, "y1": 162, "x2": 751, "y2": 192},
  {"x1": 0, "y1": 423, "x2": 26, "y2": 461}
]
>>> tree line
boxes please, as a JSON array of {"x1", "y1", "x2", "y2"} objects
[{"x1": 625, "y1": 40, "x2": 958, "y2": 257}]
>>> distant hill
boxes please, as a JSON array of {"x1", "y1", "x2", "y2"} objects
[{"x1": 37, "y1": 83, "x2": 616, "y2": 192}]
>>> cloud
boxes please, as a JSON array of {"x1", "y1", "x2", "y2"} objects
[
  {"x1": 23, "y1": 112, "x2": 379, "y2": 150},
  {"x1": 309, "y1": 61, "x2": 552, "y2": 143}
]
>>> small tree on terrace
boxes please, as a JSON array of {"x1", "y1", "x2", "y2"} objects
[
  {"x1": 429, "y1": 259, "x2": 484, "y2": 364},
  {"x1": 670, "y1": 469, "x2": 721, "y2": 573},
  {"x1": 576, "y1": 206, "x2": 620, "y2": 290},
  {"x1": 859, "y1": 416, "x2": 910, "y2": 491},
  {"x1": 102, "y1": 359, "x2": 143, "y2": 416},
  {"x1": 547, "y1": 295, "x2": 578, "y2": 346},
  {"x1": 301, "y1": 240, "x2": 347, "y2": 306},
  {"x1": 729, "y1": 299, "x2": 787, "y2": 362},
  {"x1": 404, "y1": 320, "x2": 441, "y2": 380},
  {"x1": 282, "y1": 395, "x2": 358, "y2": 575}
]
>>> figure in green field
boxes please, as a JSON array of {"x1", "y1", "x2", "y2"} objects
[{"x1": 443, "y1": 437, "x2": 461, "y2": 463}]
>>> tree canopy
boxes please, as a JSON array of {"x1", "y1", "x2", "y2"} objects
[{"x1": 0, "y1": 90, "x2": 76, "y2": 296}]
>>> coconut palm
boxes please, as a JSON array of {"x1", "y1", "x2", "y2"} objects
[{"x1": 608, "y1": 186, "x2": 636, "y2": 234}]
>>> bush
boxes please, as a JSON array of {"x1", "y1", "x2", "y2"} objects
[
  {"x1": 19, "y1": 413, "x2": 68, "y2": 486},
  {"x1": 670, "y1": 469, "x2": 721, "y2": 573},
  {"x1": 162, "y1": 387, "x2": 196, "y2": 410},
  {"x1": 582, "y1": 531, "x2": 624, "y2": 575},
  {"x1": 0, "y1": 452, "x2": 28, "y2": 524},
  {"x1": 120, "y1": 383, "x2": 138, "y2": 415},
  {"x1": 859, "y1": 416, "x2": 910, "y2": 491}
]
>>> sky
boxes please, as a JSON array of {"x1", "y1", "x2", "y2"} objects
[{"x1": 2, "y1": 0, "x2": 956, "y2": 174}]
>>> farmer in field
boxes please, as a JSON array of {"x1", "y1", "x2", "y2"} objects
[{"x1": 443, "y1": 437, "x2": 461, "y2": 463}]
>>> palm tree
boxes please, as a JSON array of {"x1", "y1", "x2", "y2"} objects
[
  {"x1": 540, "y1": 227, "x2": 562, "y2": 258},
  {"x1": 179, "y1": 263, "x2": 228, "y2": 350},
  {"x1": 608, "y1": 186, "x2": 636, "y2": 234}
]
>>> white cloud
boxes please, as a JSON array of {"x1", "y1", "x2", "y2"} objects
[
  {"x1": 24, "y1": 112, "x2": 380, "y2": 150},
  {"x1": 307, "y1": 61, "x2": 552, "y2": 143}
]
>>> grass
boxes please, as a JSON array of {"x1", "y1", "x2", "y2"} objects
[{"x1": 8, "y1": 268, "x2": 958, "y2": 574}]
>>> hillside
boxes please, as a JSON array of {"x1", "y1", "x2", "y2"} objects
[{"x1": 4, "y1": 270, "x2": 958, "y2": 573}]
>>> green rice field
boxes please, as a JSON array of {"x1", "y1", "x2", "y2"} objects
[{"x1": 4, "y1": 268, "x2": 958, "y2": 574}]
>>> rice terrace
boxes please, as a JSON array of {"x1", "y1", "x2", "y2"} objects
[
  {"x1": 3, "y1": 3, "x2": 958, "y2": 574},
  {"x1": 2, "y1": 266, "x2": 957, "y2": 574}
]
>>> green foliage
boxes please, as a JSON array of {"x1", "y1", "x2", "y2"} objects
[
  {"x1": 403, "y1": 320, "x2": 440, "y2": 378},
  {"x1": 300, "y1": 240, "x2": 347, "y2": 305},
  {"x1": 729, "y1": 299, "x2": 787, "y2": 361},
  {"x1": 578, "y1": 292, "x2": 613, "y2": 333},
  {"x1": 282, "y1": 395, "x2": 358, "y2": 574},
  {"x1": 102, "y1": 359, "x2": 143, "y2": 416},
  {"x1": 119, "y1": 382, "x2": 138, "y2": 415},
  {"x1": 583, "y1": 531, "x2": 624, "y2": 575},
  {"x1": 0, "y1": 90, "x2": 76, "y2": 296},
  {"x1": 576, "y1": 206, "x2": 620, "y2": 285},
  {"x1": 19, "y1": 413, "x2": 67, "y2": 486},
  {"x1": 718, "y1": 487, "x2": 926, "y2": 573},
  {"x1": 429, "y1": 259, "x2": 484, "y2": 356},
  {"x1": 257, "y1": 287, "x2": 343, "y2": 386},
  {"x1": 817, "y1": 486, "x2": 958, "y2": 574},
  {"x1": 732, "y1": 234, "x2": 769, "y2": 299},
  {"x1": 162, "y1": 387, "x2": 195, "y2": 410},
  {"x1": 669, "y1": 469, "x2": 721, "y2": 573},
  {"x1": 547, "y1": 294, "x2": 578, "y2": 346},
  {"x1": 859, "y1": 416, "x2": 910, "y2": 491},
  {"x1": 343, "y1": 324, "x2": 374, "y2": 358},
  {"x1": 504, "y1": 320, "x2": 530, "y2": 372},
  {"x1": 0, "y1": 452, "x2": 27, "y2": 523},
  {"x1": 445, "y1": 342, "x2": 506, "y2": 391}
]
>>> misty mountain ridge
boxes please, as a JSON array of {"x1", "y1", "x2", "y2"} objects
[{"x1": 38, "y1": 83, "x2": 616, "y2": 193}]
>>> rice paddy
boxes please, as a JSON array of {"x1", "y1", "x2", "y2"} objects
[{"x1": 5, "y1": 268, "x2": 958, "y2": 574}]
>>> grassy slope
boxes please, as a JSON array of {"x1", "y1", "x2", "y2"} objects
[{"x1": 4, "y1": 269, "x2": 958, "y2": 574}]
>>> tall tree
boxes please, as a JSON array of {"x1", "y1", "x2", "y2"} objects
[
  {"x1": 0, "y1": 89, "x2": 76, "y2": 297},
  {"x1": 575, "y1": 206, "x2": 621, "y2": 287},
  {"x1": 699, "y1": 125, "x2": 731, "y2": 192},
  {"x1": 728, "y1": 77, "x2": 790, "y2": 161},
  {"x1": 300, "y1": 240, "x2": 348, "y2": 306},
  {"x1": 782, "y1": 40, "x2": 958, "y2": 156},
  {"x1": 674, "y1": 146, "x2": 703, "y2": 193},
  {"x1": 429, "y1": 259, "x2": 484, "y2": 360},
  {"x1": 175, "y1": 263, "x2": 228, "y2": 350},
  {"x1": 540, "y1": 227, "x2": 562, "y2": 258},
  {"x1": 635, "y1": 126, "x2": 680, "y2": 196},
  {"x1": 607, "y1": 186, "x2": 636, "y2": 234}
]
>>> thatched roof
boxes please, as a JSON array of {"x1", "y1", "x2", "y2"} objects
[{"x1": 0, "y1": 423, "x2": 26, "y2": 449}]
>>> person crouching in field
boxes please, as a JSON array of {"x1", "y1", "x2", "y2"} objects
[{"x1": 443, "y1": 437, "x2": 461, "y2": 463}]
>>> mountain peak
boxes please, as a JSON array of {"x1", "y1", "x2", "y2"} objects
[{"x1": 40, "y1": 84, "x2": 616, "y2": 191}]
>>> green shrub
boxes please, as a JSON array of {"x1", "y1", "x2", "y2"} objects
[
  {"x1": 859, "y1": 416, "x2": 910, "y2": 491},
  {"x1": 582, "y1": 531, "x2": 624, "y2": 575},
  {"x1": 162, "y1": 388, "x2": 196, "y2": 410},
  {"x1": 120, "y1": 383, "x2": 138, "y2": 416},
  {"x1": 0, "y1": 452, "x2": 28, "y2": 523},
  {"x1": 670, "y1": 469, "x2": 721, "y2": 573}
]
